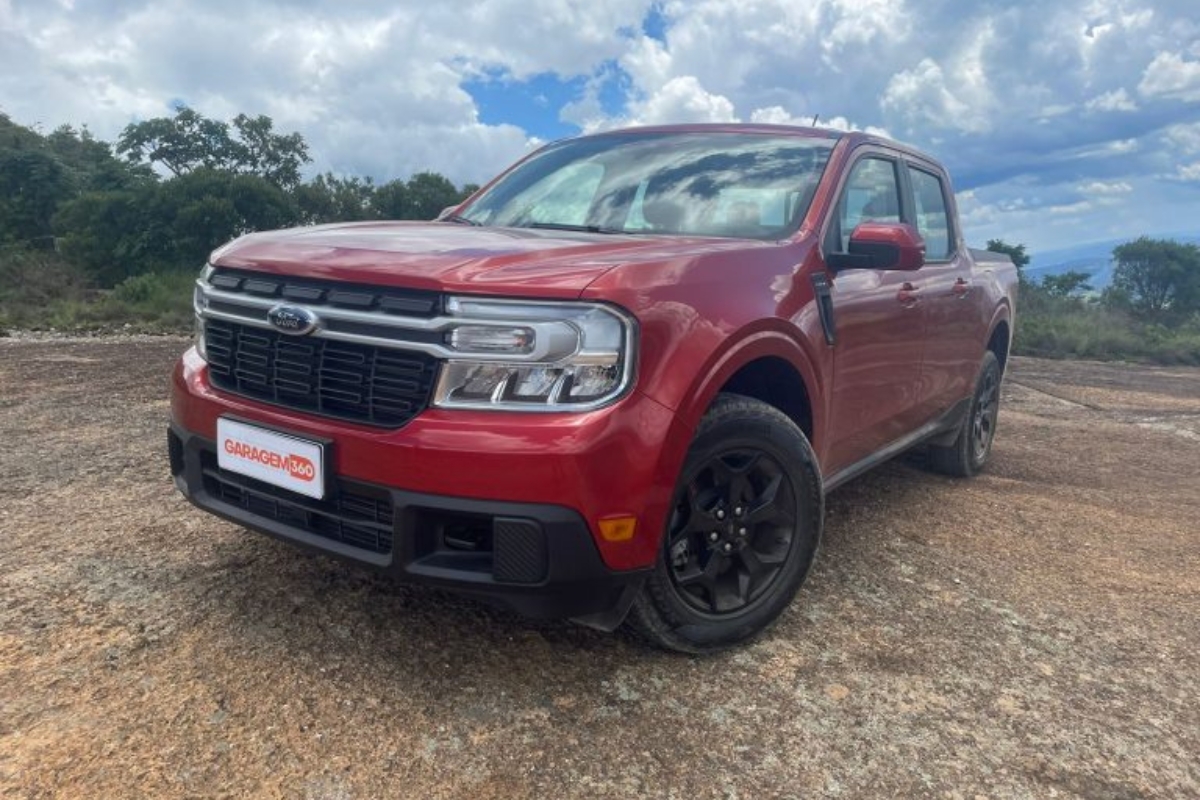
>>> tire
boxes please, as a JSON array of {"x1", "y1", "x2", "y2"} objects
[
  {"x1": 929, "y1": 350, "x2": 1001, "y2": 478},
  {"x1": 624, "y1": 394, "x2": 823, "y2": 654}
]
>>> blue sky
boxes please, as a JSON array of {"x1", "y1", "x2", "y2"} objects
[{"x1": 1, "y1": 0, "x2": 1198, "y2": 254}]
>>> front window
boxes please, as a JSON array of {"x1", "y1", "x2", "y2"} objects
[{"x1": 460, "y1": 132, "x2": 836, "y2": 240}]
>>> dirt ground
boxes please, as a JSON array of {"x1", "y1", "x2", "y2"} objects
[{"x1": 1, "y1": 336, "x2": 1198, "y2": 799}]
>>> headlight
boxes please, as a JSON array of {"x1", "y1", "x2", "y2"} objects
[
  {"x1": 433, "y1": 298, "x2": 636, "y2": 411},
  {"x1": 193, "y1": 266, "x2": 212, "y2": 361}
]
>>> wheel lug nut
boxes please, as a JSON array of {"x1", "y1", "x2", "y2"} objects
[
  {"x1": 734, "y1": 506, "x2": 743, "y2": 516},
  {"x1": 709, "y1": 531, "x2": 720, "y2": 542},
  {"x1": 722, "y1": 542, "x2": 733, "y2": 553},
  {"x1": 738, "y1": 527, "x2": 747, "y2": 537},
  {"x1": 716, "y1": 509, "x2": 726, "y2": 520}
]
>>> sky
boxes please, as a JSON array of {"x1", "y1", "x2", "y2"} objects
[{"x1": 1, "y1": 0, "x2": 1198, "y2": 254}]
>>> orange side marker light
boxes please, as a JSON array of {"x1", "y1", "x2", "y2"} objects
[{"x1": 597, "y1": 516, "x2": 637, "y2": 542}]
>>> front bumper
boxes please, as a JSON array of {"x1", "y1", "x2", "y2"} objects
[{"x1": 169, "y1": 348, "x2": 691, "y2": 623}]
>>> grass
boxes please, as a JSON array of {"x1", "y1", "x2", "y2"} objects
[
  {"x1": 4, "y1": 246, "x2": 1200, "y2": 366},
  {"x1": 1014, "y1": 291, "x2": 1200, "y2": 366},
  {"x1": 0, "y1": 246, "x2": 194, "y2": 334}
]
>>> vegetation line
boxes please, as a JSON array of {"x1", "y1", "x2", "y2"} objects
[{"x1": 2, "y1": 106, "x2": 1198, "y2": 364}]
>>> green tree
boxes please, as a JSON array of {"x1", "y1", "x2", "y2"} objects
[
  {"x1": 372, "y1": 179, "x2": 409, "y2": 220},
  {"x1": 295, "y1": 173, "x2": 377, "y2": 225},
  {"x1": 117, "y1": 106, "x2": 310, "y2": 189},
  {"x1": 986, "y1": 239, "x2": 1030, "y2": 270},
  {"x1": 1110, "y1": 237, "x2": 1200, "y2": 318},
  {"x1": 404, "y1": 171, "x2": 463, "y2": 220},
  {"x1": 53, "y1": 188, "x2": 149, "y2": 284},
  {"x1": 1040, "y1": 270, "x2": 1092, "y2": 298},
  {"x1": 0, "y1": 148, "x2": 71, "y2": 244},
  {"x1": 46, "y1": 124, "x2": 152, "y2": 192}
]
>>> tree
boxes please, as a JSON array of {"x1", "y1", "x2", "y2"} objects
[
  {"x1": 117, "y1": 106, "x2": 310, "y2": 189},
  {"x1": 1110, "y1": 237, "x2": 1200, "y2": 318},
  {"x1": 0, "y1": 148, "x2": 71, "y2": 244},
  {"x1": 295, "y1": 173, "x2": 377, "y2": 225},
  {"x1": 404, "y1": 171, "x2": 463, "y2": 220},
  {"x1": 986, "y1": 239, "x2": 1030, "y2": 270},
  {"x1": 1040, "y1": 270, "x2": 1092, "y2": 298},
  {"x1": 46, "y1": 124, "x2": 153, "y2": 192}
]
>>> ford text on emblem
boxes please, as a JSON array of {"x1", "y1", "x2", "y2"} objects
[{"x1": 267, "y1": 304, "x2": 321, "y2": 336}]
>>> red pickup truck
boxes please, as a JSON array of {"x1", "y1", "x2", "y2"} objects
[{"x1": 170, "y1": 124, "x2": 1017, "y2": 652}]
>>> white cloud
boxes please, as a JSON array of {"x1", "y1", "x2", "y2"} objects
[
  {"x1": 626, "y1": 76, "x2": 737, "y2": 126},
  {"x1": 881, "y1": 57, "x2": 990, "y2": 134},
  {"x1": 1173, "y1": 161, "x2": 1200, "y2": 182},
  {"x1": 1138, "y1": 51, "x2": 1200, "y2": 102},
  {"x1": 0, "y1": 0, "x2": 650, "y2": 184},
  {"x1": 1164, "y1": 123, "x2": 1200, "y2": 154},
  {"x1": 1085, "y1": 88, "x2": 1137, "y2": 112},
  {"x1": 1, "y1": 0, "x2": 1199, "y2": 253},
  {"x1": 749, "y1": 106, "x2": 890, "y2": 137},
  {"x1": 1080, "y1": 180, "x2": 1133, "y2": 195},
  {"x1": 1048, "y1": 200, "x2": 1095, "y2": 216}
]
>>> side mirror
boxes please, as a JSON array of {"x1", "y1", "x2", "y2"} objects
[{"x1": 828, "y1": 222, "x2": 926, "y2": 271}]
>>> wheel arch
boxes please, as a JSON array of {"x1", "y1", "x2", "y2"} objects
[
  {"x1": 675, "y1": 329, "x2": 824, "y2": 454},
  {"x1": 985, "y1": 308, "x2": 1013, "y2": 375}
]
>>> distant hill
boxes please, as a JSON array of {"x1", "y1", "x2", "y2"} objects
[{"x1": 1025, "y1": 233, "x2": 1200, "y2": 290}]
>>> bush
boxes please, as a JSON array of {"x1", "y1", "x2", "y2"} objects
[
  {"x1": 0, "y1": 244, "x2": 193, "y2": 332},
  {"x1": 0, "y1": 244, "x2": 93, "y2": 328},
  {"x1": 1014, "y1": 289, "x2": 1200, "y2": 366}
]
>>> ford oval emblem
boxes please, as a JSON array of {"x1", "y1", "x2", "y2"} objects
[{"x1": 267, "y1": 304, "x2": 321, "y2": 336}]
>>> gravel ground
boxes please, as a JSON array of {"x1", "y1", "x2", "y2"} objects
[{"x1": 1, "y1": 337, "x2": 1198, "y2": 799}]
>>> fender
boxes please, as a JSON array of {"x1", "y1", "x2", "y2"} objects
[
  {"x1": 674, "y1": 322, "x2": 826, "y2": 449},
  {"x1": 985, "y1": 299, "x2": 1014, "y2": 366}
]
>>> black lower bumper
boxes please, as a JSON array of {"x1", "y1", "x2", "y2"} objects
[{"x1": 168, "y1": 424, "x2": 647, "y2": 628}]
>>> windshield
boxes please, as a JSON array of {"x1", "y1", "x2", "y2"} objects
[{"x1": 459, "y1": 132, "x2": 836, "y2": 240}]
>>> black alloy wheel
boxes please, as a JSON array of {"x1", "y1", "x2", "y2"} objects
[
  {"x1": 625, "y1": 394, "x2": 822, "y2": 653},
  {"x1": 929, "y1": 350, "x2": 1002, "y2": 477},
  {"x1": 971, "y1": 362, "x2": 1000, "y2": 462},
  {"x1": 665, "y1": 449, "x2": 797, "y2": 616}
]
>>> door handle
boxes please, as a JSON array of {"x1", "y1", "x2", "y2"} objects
[
  {"x1": 951, "y1": 278, "x2": 972, "y2": 298},
  {"x1": 897, "y1": 282, "x2": 920, "y2": 305}
]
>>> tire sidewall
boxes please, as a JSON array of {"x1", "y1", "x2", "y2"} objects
[
  {"x1": 966, "y1": 352, "x2": 1001, "y2": 472},
  {"x1": 641, "y1": 396, "x2": 823, "y2": 650}
]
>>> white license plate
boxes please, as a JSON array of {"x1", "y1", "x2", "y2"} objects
[{"x1": 217, "y1": 418, "x2": 326, "y2": 500}]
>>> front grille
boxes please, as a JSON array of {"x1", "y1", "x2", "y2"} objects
[
  {"x1": 209, "y1": 268, "x2": 442, "y2": 316},
  {"x1": 205, "y1": 320, "x2": 437, "y2": 427},
  {"x1": 200, "y1": 452, "x2": 394, "y2": 554}
]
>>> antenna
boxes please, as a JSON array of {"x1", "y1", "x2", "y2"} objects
[{"x1": 811, "y1": 114, "x2": 820, "y2": 126}]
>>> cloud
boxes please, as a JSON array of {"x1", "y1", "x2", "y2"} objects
[
  {"x1": 882, "y1": 57, "x2": 991, "y2": 134},
  {"x1": 0, "y1": 0, "x2": 651, "y2": 184},
  {"x1": 1138, "y1": 51, "x2": 1200, "y2": 102},
  {"x1": 1, "y1": 0, "x2": 1198, "y2": 252},
  {"x1": 1081, "y1": 180, "x2": 1133, "y2": 195},
  {"x1": 748, "y1": 106, "x2": 889, "y2": 137},
  {"x1": 1172, "y1": 162, "x2": 1200, "y2": 182},
  {"x1": 1164, "y1": 123, "x2": 1200, "y2": 153},
  {"x1": 1085, "y1": 88, "x2": 1138, "y2": 112},
  {"x1": 630, "y1": 76, "x2": 737, "y2": 125}
]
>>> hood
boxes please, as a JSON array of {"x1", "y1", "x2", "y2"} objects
[{"x1": 209, "y1": 221, "x2": 756, "y2": 297}]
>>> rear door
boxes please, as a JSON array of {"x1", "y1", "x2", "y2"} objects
[
  {"x1": 904, "y1": 162, "x2": 982, "y2": 421},
  {"x1": 821, "y1": 153, "x2": 927, "y2": 475}
]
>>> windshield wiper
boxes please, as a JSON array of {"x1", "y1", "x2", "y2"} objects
[
  {"x1": 441, "y1": 213, "x2": 483, "y2": 226},
  {"x1": 525, "y1": 221, "x2": 638, "y2": 235}
]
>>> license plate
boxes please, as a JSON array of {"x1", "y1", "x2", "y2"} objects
[{"x1": 217, "y1": 418, "x2": 326, "y2": 499}]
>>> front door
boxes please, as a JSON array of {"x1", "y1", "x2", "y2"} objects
[{"x1": 822, "y1": 154, "x2": 926, "y2": 475}]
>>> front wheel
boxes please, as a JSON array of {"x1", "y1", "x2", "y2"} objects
[
  {"x1": 624, "y1": 394, "x2": 823, "y2": 654},
  {"x1": 929, "y1": 350, "x2": 1002, "y2": 477}
]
